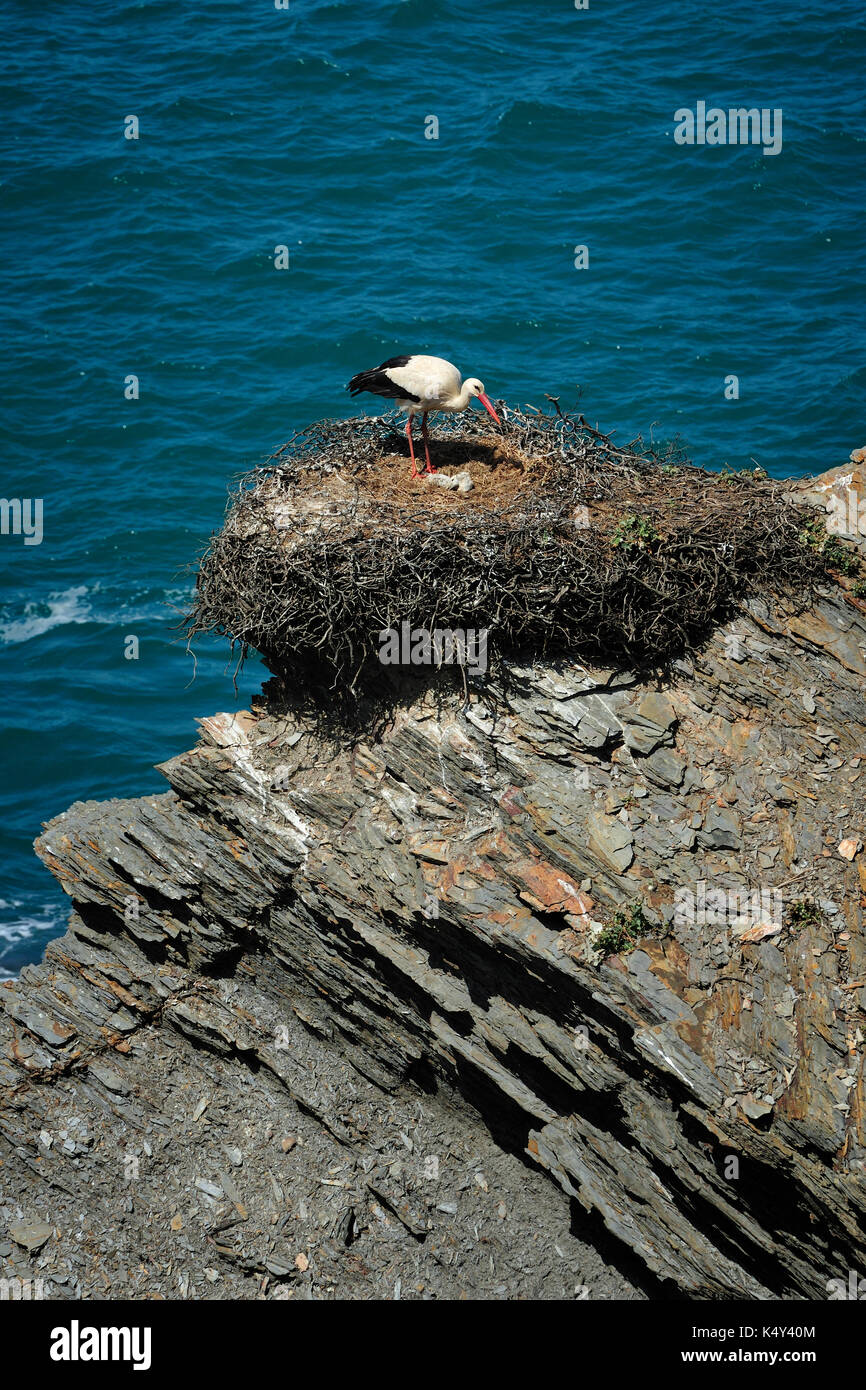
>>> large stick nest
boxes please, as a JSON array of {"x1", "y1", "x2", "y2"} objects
[{"x1": 186, "y1": 403, "x2": 831, "y2": 704}]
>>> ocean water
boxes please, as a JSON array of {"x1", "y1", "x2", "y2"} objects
[{"x1": 1, "y1": 0, "x2": 864, "y2": 973}]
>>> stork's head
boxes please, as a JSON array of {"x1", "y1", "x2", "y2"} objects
[{"x1": 464, "y1": 378, "x2": 501, "y2": 424}]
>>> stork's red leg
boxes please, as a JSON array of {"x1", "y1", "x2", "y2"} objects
[
  {"x1": 421, "y1": 412, "x2": 435, "y2": 473},
  {"x1": 406, "y1": 415, "x2": 419, "y2": 478}
]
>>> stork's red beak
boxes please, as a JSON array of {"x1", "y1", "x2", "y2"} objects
[{"x1": 478, "y1": 392, "x2": 501, "y2": 425}]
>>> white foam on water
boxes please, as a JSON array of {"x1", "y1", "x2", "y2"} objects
[
  {"x1": 0, "y1": 585, "x2": 92, "y2": 645},
  {"x1": 0, "y1": 901, "x2": 68, "y2": 973},
  {"x1": 0, "y1": 584, "x2": 195, "y2": 646}
]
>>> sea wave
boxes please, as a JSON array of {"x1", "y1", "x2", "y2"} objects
[
  {"x1": 0, "y1": 585, "x2": 195, "y2": 647},
  {"x1": 0, "y1": 585, "x2": 92, "y2": 646},
  {"x1": 0, "y1": 899, "x2": 69, "y2": 979}
]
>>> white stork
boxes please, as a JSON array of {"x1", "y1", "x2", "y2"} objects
[{"x1": 347, "y1": 354, "x2": 501, "y2": 478}]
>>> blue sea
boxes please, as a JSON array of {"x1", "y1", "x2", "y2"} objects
[{"x1": 1, "y1": 0, "x2": 864, "y2": 974}]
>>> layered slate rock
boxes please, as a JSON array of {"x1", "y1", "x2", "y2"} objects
[{"x1": 1, "y1": 466, "x2": 865, "y2": 1300}]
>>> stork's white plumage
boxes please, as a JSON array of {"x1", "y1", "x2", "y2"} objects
[{"x1": 347, "y1": 354, "x2": 501, "y2": 477}]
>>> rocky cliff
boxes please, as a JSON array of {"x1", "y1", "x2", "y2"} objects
[{"x1": 1, "y1": 456, "x2": 864, "y2": 1302}]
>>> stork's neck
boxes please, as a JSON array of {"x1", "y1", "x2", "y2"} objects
[{"x1": 445, "y1": 382, "x2": 472, "y2": 411}]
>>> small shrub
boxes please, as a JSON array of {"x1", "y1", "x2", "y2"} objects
[
  {"x1": 799, "y1": 516, "x2": 826, "y2": 550},
  {"x1": 596, "y1": 903, "x2": 649, "y2": 957},
  {"x1": 799, "y1": 517, "x2": 862, "y2": 577},
  {"x1": 611, "y1": 515, "x2": 659, "y2": 553},
  {"x1": 720, "y1": 463, "x2": 769, "y2": 486},
  {"x1": 822, "y1": 536, "x2": 861, "y2": 576},
  {"x1": 788, "y1": 899, "x2": 823, "y2": 930}
]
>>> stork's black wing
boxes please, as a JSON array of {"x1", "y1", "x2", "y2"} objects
[{"x1": 347, "y1": 355, "x2": 420, "y2": 403}]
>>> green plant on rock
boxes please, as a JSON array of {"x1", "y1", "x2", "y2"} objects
[
  {"x1": 719, "y1": 463, "x2": 769, "y2": 485},
  {"x1": 611, "y1": 515, "x2": 659, "y2": 553},
  {"x1": 799, "y1": 516, "x2": 826, "y2": 550},
  {"x1": 852, "y1": 578, "x2": 866, "y2": 599},
  {"x1": 822, "y1": 536, "x2": 861, "y2": 576},
  {"x1": 799, "y1": 517, "x2": 862, "y2": 577},
  {"x1": 596, "y1": 903, "x2": 649, "y2": 957},
  {"x1": 788, "y1": 898, "x2": 824, "y2": 930}
]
